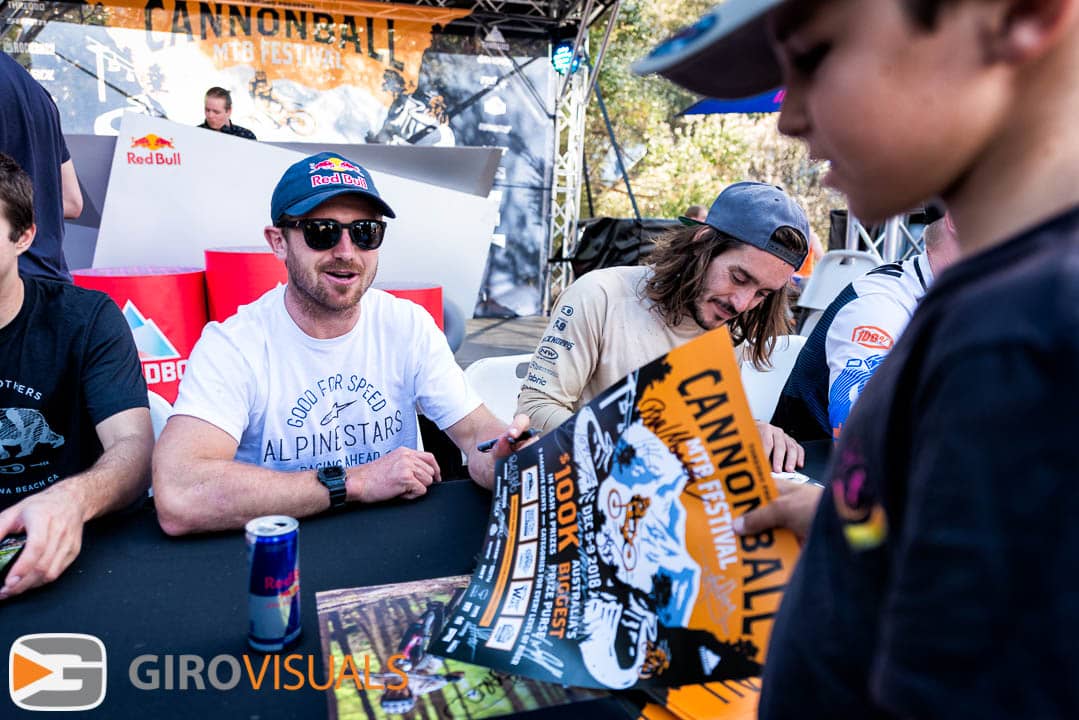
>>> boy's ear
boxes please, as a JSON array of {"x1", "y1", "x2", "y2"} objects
[
  {"x1": 13, "y1": 224, "x2": 34, "y2": 255},
  {"x1": 993, "y1": 0, "x2": 1079, "y2": 63}
]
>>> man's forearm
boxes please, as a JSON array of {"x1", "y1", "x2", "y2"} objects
[
  {"x1": 63, "y1": 433, "x2": 152, "y2": 522},
  {"x1": 153, "y1": 458, "x2": 331, "y2": 535}
]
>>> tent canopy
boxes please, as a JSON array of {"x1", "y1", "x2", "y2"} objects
[{"x1": 682, "y1": 89, "x2": 785, "y2": 115}]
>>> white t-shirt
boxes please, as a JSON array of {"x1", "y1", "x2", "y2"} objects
[{"x1": 173, "y1": 286, "x2": 480, "y2": 471}]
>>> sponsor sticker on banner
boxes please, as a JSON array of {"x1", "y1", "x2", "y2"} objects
[
  {"x1": 123, "y1": 300, "x2": 187, "y2": 389},
  {"x1": 72, "y1": 269, "x2": 207, "y2": 403},
  {"x1": 127, "y1": 134, "x2": 181, "y2": 166}
]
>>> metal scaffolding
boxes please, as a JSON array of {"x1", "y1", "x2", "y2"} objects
[
  {"x1": 846, "y1": 214, "x2": 926, "y2": 262},
  {"x1": 543, "y1": 61, "x2": 590, "y2": 313}
]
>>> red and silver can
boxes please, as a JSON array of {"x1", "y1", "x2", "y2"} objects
[{"x1": 245, "y1": 515, "x2": 301, "y2": 652}]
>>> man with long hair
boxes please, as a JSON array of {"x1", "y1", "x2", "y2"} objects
[{"x1": 518, "y1": 181, "x2": 810, "y2": 472}]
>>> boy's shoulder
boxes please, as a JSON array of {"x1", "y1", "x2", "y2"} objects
[{"x1": 923, "y1": 207, "x2": 1079, "y2": 356}]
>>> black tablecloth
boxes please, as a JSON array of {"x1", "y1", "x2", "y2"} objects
[
  {"x1": 0, "y1": 480, "x2": 630, "y2": 719},
  {"x1": 1, "y1": 441, "x2": 831, "y2": 719}
]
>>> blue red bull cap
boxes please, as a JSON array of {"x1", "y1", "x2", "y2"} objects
[{"x1": 271, "y1": 152, "x2": 396, "y2": 223}]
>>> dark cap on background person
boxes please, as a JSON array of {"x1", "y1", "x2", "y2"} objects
[
  {"x1": 632, "y1": 0, "x2": 787, "y2": 99},
  {"x1": 680, "y1": 181, "x2": 810, "y2": 268},
  {"x1": 270, "y1": 152, "x2": 396, "y2": 224}
]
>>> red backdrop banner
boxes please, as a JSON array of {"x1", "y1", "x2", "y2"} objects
[
  {"x1": 205, "y1": 247, "x2": 287, "y2": 322},
  {"x1": 73, "y1": 267, "x2": 208, "y2": 403}
]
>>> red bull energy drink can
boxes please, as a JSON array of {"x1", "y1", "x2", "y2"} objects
[{"x1": 245, "y1": 515, "x2": 301, "y2": 652}]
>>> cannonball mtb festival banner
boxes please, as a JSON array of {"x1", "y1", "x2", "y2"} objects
[
  {"x1": 3, "y1": 0, "x2": 555, "y2": 315},
  {"x1": 429, "y1": 329, "x2": 802, "y2": 690}
]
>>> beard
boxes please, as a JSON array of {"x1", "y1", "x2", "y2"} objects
[
  {"x1": 690, "y1": 298, "x2": 737, "y2": 331},
  {"x1": 285, "y1": 250, "x2": 376, "y2": 318}
]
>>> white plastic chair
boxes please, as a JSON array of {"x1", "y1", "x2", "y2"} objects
[
  {"x1": 797, "y1": 249, "x2": 880, "y2": 314},
  {"x1": 147, "y1": 390, "x2": 172, "y2": 440},
  {"x1": 740, "y1": 335, "x2": 808, "y2": 420},
  {"x1": 463, "y1": 353, "x2": 532, "y2": 424}
]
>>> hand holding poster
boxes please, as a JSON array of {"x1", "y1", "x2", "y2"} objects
[{"x1": 429, "y1": 328, "x2": 801, "y2": 689}]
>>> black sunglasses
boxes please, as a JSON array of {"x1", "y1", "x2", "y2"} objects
[{"x1": 277, "y1": 218, "x2": 386, "y2": 251}]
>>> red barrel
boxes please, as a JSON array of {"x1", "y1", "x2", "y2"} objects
[
  {"x1": 205, "y1": 247, "x2": 287, "y2": 322},
  {"x1": 375, "y1": 282, "x2": 443, "y2": 330},
  {"x1": 73, "y1": 267, "x2": 207, "y2": 403}
]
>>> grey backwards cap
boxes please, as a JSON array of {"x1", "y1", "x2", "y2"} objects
[{"x1": 682, "y1": 181, "x2": 810, "y2": 269}]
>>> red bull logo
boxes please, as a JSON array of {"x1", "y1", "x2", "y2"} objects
[
  {"x1": 130, "y1": 133, "x2": 175, "y2": 151},
  {"x1": 309, "y1": 156, "x2": 361, "y2": 174},
  {"x1": 264, "y1": 568, "x2": 300, "y2": 592},
  {"x1": 127, "y1": 134, "x2": 181, "y2": 166}
]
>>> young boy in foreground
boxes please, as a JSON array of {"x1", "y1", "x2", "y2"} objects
[{"x1": 638, "y1": 0, "x2": 1079, "y2": 716}]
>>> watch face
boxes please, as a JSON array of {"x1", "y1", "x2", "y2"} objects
[{"x1": 321, "y1": 465, "x2": 346, "y2": 482}]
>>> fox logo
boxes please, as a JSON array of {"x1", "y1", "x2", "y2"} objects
[{"x1": 0, "y1": 408, "x2": 64, "y2": 460}]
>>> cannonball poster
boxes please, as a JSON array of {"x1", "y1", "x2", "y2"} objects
[{"x1": 429, "y1": 329, "x2": 802, "y2": 690}]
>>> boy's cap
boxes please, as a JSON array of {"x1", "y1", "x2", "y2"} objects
[
  {"x1": 680, "y1": 181, "x2": 810, "y2": 269},
  {"x1": 271, "y1": 152, "x2": 396, "y2": 224},
  {"x1": 632, "y1": 0, "x2": 785, "y2": 99}
]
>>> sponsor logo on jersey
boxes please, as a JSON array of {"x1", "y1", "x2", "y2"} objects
[{"x1": 851, "y1": 325, "x2": 893, "y2": 350}]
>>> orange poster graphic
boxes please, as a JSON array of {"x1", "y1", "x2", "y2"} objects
[{"x1": 429, "y1": 329, "x2": 801, "y2": 697}]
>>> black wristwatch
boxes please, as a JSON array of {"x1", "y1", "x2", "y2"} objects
[{"x1": 317, "y1": 464, "x2": 347, "y2": 509}]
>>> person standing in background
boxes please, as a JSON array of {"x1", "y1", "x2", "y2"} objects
[
  {"x1": 0, "y1": 53, "x2": 83, "y2": 282},
  {"x1": 199, "y1": 87, "x2": 256, "y2": 140}
]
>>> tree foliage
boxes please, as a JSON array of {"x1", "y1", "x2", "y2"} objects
[{"x1": 583, "y1": 0, "x2": 843, "y2": 240}]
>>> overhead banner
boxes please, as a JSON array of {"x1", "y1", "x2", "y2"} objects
[
  {"x1": 429, "y1": 329, "x2": 802, "y2": 691},
  {"x1": 5, "y1": 0, "x2": 555, "y2": 315}
]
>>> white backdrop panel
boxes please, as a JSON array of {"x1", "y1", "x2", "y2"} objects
[{"x1": 94, "y1": 114, "x2": 497, "y2": 316}]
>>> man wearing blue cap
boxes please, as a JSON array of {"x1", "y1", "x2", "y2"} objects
[
  {"x1": 153, "y1": 153, "x2": 530, "y2": 534},
  {"x1": 518, "y1": 181, "x2": 810, "y2": 472}
]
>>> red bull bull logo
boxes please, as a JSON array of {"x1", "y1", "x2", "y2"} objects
[
  {"x1": 127, "y1": 134, "x2": 181, "y2": 166},
  {"x1": 308, "y1": 157, "x2": 368, "y2": 189},
  {"x1": 309, "y1": 157, "x2": 361, "y2": 174}
]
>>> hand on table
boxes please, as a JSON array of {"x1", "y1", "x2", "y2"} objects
[
  {"x1": 0, "y1": 483, "x2": 85, "y2": 599},
  {"x1": 349, "y1": 447, "x2": 441, "y2": 503},
  {"x1": 734, "y1": 477, "x2": 823, "y2": 542},
  {"x1": 756, "y1": 421, "x2": 804, "y2": 473}
]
